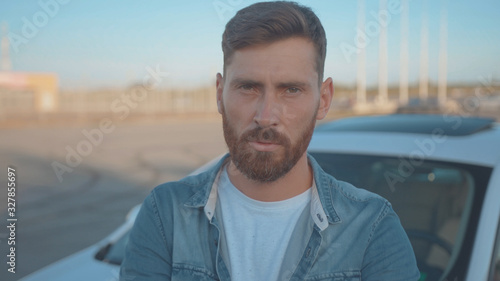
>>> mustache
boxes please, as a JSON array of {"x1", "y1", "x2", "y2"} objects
[{"x1": 243, "y1": 127, "x2": 289, "y2": 145}]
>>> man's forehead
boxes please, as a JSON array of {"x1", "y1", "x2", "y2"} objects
[
  {"x1": 230, "y1": 37, "x2": 316, "y2": 61},
  {"x1": 224, "y1": 38, "x2": 318, "y2": 84}
]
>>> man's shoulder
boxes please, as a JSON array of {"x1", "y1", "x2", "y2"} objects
[
  {"x1": 151, "y1": 170, "x2": 213, "y2": 200},
  {"x1": 334, "y1": 177, "x2": 393, "y2": 217},
  {"x1": 310, "y1": 155, "x2": 389, "y2": 208},
  {"x1": 150, "y1": 154, "x2": 228, "y2": 202},
  {"x1": 332, "y1": 177, "x2": 388, "y2": 205},
  {"x1": 314, "y1": 164, "x2": 392, "y2": 221},
  {"x1": 317, "y1": 170, "x2": 400, "y2": 241}
]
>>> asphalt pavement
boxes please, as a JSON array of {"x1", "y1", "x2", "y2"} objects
[{"x1": 0, "y1": 117, "x2": 227, "y2": 280}]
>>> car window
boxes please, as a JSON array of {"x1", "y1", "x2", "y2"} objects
[
  {"x1": 490, "y1": 220, "x2": 500, "y2": 281},
  {"x1": 310, "y1": 152, "x2": 492, "y2": 281}
]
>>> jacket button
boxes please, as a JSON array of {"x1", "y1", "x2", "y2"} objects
[{"x1": 317, "y1": 213, "x2": 324, "y2": 222}]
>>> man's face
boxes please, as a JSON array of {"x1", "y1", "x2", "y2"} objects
[{"x1": 217, "y1": 37, "x2": 332, "y2": 182}]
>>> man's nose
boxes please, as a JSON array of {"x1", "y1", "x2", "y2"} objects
[{"x1": 253, "y1": 92, "x2": 280, "y2": 127}]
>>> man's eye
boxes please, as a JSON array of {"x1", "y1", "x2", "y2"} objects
[
  {"x1": 286, "y1": 87, "x2": 301, "y2": 94},
  {"x1": 240, "y1": 84, "x2": 254, "y2": 91}
]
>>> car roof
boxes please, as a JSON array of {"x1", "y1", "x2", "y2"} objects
[
  {"x1": 315, "y1": 114, "x2": 496, "y2": 136},
  {"x1": 310, "y1": 114, "x2": 500, "y2": 167}
]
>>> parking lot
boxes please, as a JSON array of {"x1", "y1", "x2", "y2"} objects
[{"x1": 0, "y1": 117, "x2": 227, "y2": 279}]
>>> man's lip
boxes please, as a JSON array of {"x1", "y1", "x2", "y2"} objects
[
  {"x1": 255, "y1": 140, "x2": 275, "y2": 144},
  {"x1": 249, "y1": 141, "x2": 281, "y2": 152}
]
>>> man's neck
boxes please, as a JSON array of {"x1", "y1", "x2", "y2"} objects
[{"x1": 226, "y1": 153, "x2": 312, "y2": 202}]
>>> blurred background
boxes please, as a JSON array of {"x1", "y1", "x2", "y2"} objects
[{"x1": 0, "y1": 0, "x2": 499, "y2": 279}]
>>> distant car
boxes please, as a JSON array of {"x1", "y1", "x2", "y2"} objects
[{"x1": 22, "y1": 114, "x2": 500, "y2": 281}]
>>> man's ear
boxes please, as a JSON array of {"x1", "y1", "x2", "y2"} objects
[
  {"x1": 316, "y1": 77, "x2": 334, "y2": 120},
  {"x1": 216, "y1": 73, "x2": 224, "y2": 114}
]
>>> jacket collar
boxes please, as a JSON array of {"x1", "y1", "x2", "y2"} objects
[
  {"x1": 183, "y1": 154, "x2": 230, "y2": 209},
  {"x1": 184, "y1": 153, "x2": 342, "y2": 230},
  {"x1": 308, "y1": 154, "x2": 342, "y2": 226}
]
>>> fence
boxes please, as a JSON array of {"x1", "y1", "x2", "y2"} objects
[{"x1": 0, "y1": 86, "x2": 219, "y2": 121}]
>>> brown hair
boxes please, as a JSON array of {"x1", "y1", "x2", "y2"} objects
[{"x1": 222, "y1": 1, "x2": 327, "y2": 82}]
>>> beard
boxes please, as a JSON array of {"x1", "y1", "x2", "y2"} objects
[{"x1": 221, "y1": 103, "x2": 317, "y2": 183}]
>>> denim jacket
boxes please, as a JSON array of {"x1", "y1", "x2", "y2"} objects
[{"x1": 120, "y1": 154, "x2": 420, "y2": 281}]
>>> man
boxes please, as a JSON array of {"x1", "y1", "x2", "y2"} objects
[{"x1": 120, "y1": 1, "x2": 420, "y2": 280}]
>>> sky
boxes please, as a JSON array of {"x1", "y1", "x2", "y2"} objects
[{"x1": 0, "y1": 0, "x2": 499, "y2": 90}]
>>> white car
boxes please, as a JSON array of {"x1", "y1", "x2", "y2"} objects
[{"x1": 22, "y1": 114, "x2": 500, "y2": 281}]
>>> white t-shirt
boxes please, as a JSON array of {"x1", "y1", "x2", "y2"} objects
[{"x1": 217, "y1": 166, "x2": 311, "y2": 281}]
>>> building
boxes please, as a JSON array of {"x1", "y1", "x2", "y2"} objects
[{"x1": 0, "y1": 22, "x2": 59, "y2": 118}]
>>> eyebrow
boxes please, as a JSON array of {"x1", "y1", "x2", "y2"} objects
[
  {"x1": 276, "y1": 81, "x2": 309, "y2": 89},
  {"x1": 230, "y1": 78, "x2": 309, "y2": 89},
  {"x1": 229, "y1": 78, "x2": 263, "y2": 88}
]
